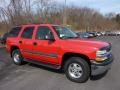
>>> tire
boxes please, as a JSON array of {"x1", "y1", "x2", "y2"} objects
[
  {"x1": 12, "y1": 49, "x2": 24, "y2": 65},
  {"x1": 64, "y1": 57, "x2": 90, "y2": 83}
]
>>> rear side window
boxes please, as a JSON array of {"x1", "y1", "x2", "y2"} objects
[
  {"x1": 9, "y1": 27, "x2": 21, "y2": 37},
  {"x1": 21, "y1": 27, "x2": 34, "y2": 39}
]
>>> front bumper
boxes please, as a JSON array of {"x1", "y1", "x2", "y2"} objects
[{"x1": 91, "y1": 54, "x2": 113, "y2": 75}]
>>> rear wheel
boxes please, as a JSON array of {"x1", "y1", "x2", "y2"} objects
[
  {"x1": 64, "y1": 57, "x2": 90, "y2": 83},
  {"x1": 12, "y1": 49, "x2": 24, "y2": 65}
]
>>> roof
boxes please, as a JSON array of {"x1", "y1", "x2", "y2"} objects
[{"x1": 16, "y1": 24, "x2": 61, "y2": 27}]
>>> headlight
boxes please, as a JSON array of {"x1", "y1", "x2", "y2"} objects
[
  {"x1": 96, "y1": 50, "x2": 107, "y2": 62},
  {"x1": 96, "y1": 50, "x2": 107, "y2": 56}
]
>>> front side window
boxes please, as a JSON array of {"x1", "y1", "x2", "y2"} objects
[
  {"x1": 52, "y1": 26, "x2": 78, "y2": 39},
  {"x1": 21, "y1": 27, "x2": 34, "y2": 39},
  {"x1": 36, "y1": 26, "x2": 54, "y2": 40}
]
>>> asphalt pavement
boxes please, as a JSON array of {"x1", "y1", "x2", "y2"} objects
[{"x1": 0, "y1": 36, "x2": 120, "y2": 90}]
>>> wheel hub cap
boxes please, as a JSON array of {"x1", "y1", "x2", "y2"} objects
[
  {"x1": 14, "y1": 53, "x2": 20, "y2": 63},
  {"x1": 68, "y1": 63, "x2": 83, "y2": 78}
]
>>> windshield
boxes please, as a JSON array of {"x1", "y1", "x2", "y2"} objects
[{"x1": 53, "y1": 26, "x2": 78, "y2": 39}]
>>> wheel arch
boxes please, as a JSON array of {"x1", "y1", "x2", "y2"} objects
[
  {"x1": 10, "y1": 46, "x2": 20, "y2": 57},
  {"x1": 61, "y1": 52, "x2": 91, "y2": 69}
]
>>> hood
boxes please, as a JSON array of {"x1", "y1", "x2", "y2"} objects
[{"x1": 65, "y1": 38, "x2": 109, "y2": 50}]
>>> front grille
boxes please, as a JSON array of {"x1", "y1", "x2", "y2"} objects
[
  {"x1": 100, "y1": 43, "x2": 111, "y2": 52},
  {"x1": 101, "y1": 53, "x2": 113, "y2": 65}
]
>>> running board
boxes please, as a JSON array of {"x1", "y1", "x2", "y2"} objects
[{"x1": 24, "y1": 59, "x2": 61, "y2": 70}]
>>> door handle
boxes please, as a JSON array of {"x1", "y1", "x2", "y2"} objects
[
  {"x1": 19, "y1": 41, "x2": 22, "y2": 44},
  {"x1": 33, "y1": 42, "x2": 37, "y2": 46}
]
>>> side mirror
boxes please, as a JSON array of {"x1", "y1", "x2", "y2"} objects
[{"x1": 46, "y1": 34, "x2": 55, "y2": 41}]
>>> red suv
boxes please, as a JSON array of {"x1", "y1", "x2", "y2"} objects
[{"x1": 6, "y1": 24, "x2": 113, "y2": 83}]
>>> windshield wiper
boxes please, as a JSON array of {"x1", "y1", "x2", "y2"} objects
[
  {"x1": 67, "y1": 36, "x2": 79, "y2": 39},
  {"x1": 61, "y1": 36, "x2": 79, "y2": 39}
]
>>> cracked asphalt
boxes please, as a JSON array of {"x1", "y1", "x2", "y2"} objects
[{"x1": 0, "y1": 36, "x2": 120, "y2": 90}]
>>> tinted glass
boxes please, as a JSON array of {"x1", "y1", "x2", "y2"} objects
[
  {"x1": 53, "y1": 26, "x2": 77, "y2": 39},
  {"x1": 36, "y1": 26, "x2": 54, "y2": 40},
  {"x1": 21, "y1": 27, "x2": 34, "y2": 39},
  {"x1": 9, "y1": 27, "x2": 21, "y2": 37}
]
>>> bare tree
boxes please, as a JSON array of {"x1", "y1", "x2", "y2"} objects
[{"x1": 0, "y1": 0, "x2": 119, "y2": 34}]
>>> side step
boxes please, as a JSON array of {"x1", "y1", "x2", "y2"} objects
[{"x1": 24, "y1": 59, "x2": 61, "y2": 70}]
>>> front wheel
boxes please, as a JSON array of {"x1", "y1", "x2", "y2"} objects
[{"x1": 64, "y1": 57, "x2": 90, "y2": 83}]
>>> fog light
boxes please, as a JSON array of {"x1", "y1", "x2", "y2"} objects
[{"x1": 95, "y1": 57, "x2": 107, "y2": 62}]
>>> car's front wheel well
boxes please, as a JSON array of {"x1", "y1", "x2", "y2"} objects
[
  {"x1": 61, "y1": 52, "x2": 91, "y2": 69},
  {"x1": 10, "y1": 46, "x2": 19, "y2": 57}
]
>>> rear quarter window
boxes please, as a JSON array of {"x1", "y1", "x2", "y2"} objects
[{"x1": 9, "y1": 27, "x2": 21, "y2": 37}]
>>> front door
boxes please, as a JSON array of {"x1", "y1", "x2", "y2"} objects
[{"x1": 32, "y1": 26, "x2": 60, "y2": 65}]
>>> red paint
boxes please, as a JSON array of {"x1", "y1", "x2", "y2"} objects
[{"x1": 6, "y1": 24, "x2": 109, "y2": 66}]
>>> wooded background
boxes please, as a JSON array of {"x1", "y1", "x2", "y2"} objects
[{"x1": 0, "y1": 0, "x2": 120, "y2": 35}]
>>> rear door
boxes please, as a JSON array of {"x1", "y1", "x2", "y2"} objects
[{"x1": 19, "y1": 26, "x2": 35, "y2": 59}]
